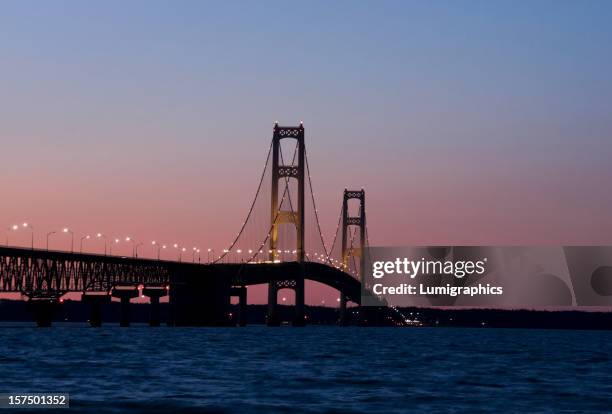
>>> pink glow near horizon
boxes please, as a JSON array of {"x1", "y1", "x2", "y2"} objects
[
  {"x1": 2, "y1": 120, "x2": 612, "y2": 305},
  {"x1": 2, "y1": 2, "x2": 612, "y2": 305}
]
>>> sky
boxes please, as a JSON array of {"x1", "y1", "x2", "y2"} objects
[{"x1": 1, "y1": 1, "x2": 612, "y2": 304}]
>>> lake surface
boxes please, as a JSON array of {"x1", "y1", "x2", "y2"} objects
[{"x1": 0, "y1": 324, "x2": 611, "y2": 413}]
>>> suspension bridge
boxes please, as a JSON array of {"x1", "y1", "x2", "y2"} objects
[{"x1": 0, "y1": 123, "x2": 371, "y2": 327}]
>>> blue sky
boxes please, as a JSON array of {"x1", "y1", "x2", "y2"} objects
[{"x1": 1, "y1": 0, "x2": 611, "y2": 252}]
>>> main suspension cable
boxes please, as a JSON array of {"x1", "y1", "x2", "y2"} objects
[{"x1": 214, "y1": 140, "x2": 273, "y2": 263}]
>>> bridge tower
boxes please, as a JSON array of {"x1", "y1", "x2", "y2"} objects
[
  {"x1": 339, "y1": 189, "x2": 366, "y2": 325},
  {"x1": 267, "y1": 122, "x2": 306, "y2": 326}
]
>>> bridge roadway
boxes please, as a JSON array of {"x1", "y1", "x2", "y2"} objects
[{"x1": 0, "y1": 246, "x2": 361, "y2": 326}]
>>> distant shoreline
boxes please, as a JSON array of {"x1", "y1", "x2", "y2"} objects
[{"x1": 1, "y1": 299, "x2": 611, "y2": 329}]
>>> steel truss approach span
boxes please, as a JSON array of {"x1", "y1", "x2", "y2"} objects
[
  {"x1": 0, "y1": 247, "x2": 361, "y2": 305},
  {"x1": 0, "y1": 247, "x2": 170, "y2": 298}
]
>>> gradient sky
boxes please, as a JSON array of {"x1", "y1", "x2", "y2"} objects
[{"x1": 1, "y1": 1, "x2": 612, "y2": 304}]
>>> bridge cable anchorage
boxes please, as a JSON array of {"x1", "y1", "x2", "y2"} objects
[{"x1": 213, "y1": 139, "x2": 273, "y2": 264}]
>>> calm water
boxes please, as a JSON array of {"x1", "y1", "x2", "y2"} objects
[{"x1": 0, "y1": 324, "x2": 611, "y2": 413}]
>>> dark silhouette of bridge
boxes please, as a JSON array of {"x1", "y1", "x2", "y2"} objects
[{"x1": 0, "y1": 123, "x2": 369, "y2": 326}]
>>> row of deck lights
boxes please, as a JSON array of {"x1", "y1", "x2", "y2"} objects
[
  {"x1": 3, "y1": 223, "x2": 354, "y2": 274},
  {"x1": 2, "y1": 223, "x2": 211, "y2": 263},
  {"x1": 3, "y1": 223, "x2": 350, "y2": 304}
]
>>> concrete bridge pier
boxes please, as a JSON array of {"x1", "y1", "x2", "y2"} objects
[
  {"x1": 26, "y1": 298, "x2": 61, "y2": 327},
  {"x1": 266, "y1": 279, "x2": 306, "y2": 327},
  {"x1": 293, "y1": 278, "x2": 305, "y2": 327},
  {"x1": 111, "y1": 286, "x2": 139, "y2": 327},
  {"x1": 266, "y1": 284, "x2": 280, "y2": 327},
  {"x1": 142, "y1": 286, "x2": 168, "y2": 327},
  {"x1": 231, "y1": 286, "x2": 247, "y2": 327},
  {"x1": 81, "y1": 293, "x2": 111, "y2": 327},
  {"x1": 338, "y1": 293, "x2": 349, "y2": 326}
]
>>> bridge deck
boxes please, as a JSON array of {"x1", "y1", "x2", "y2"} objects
[{"x1": 0, "y1": 247, "x2": 361, "y2": 303}]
